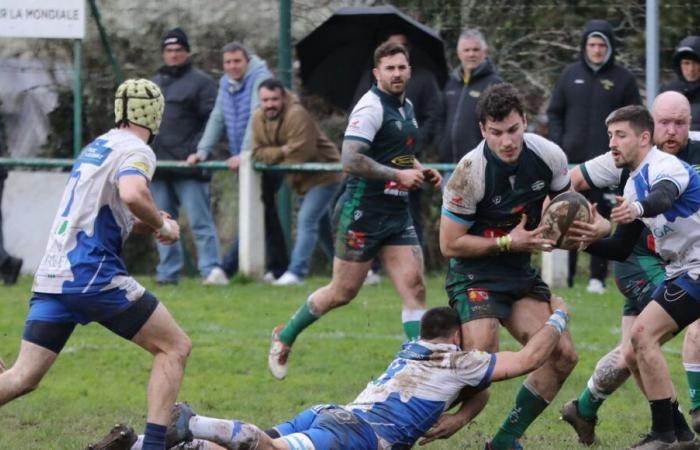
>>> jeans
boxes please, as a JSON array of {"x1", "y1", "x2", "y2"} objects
[
  {"x1": 150, "y1": 178, "x2": 222, "y2": 282},
  {"x1": 222, "y1": 172, "x2": 289, "y2": 277},
  {"x1": 287, "y1": 182, "x2": 340, "y2": 277}
]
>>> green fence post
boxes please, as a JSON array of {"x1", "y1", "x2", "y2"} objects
[
  {"x1": 277, "y1": 0, "x2": 293, "y2": 251},
  {"x1": 73, "y1": 39, "x2": 82, "y2": 157}
]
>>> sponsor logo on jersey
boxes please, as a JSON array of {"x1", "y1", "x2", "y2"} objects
[
  {"x1": 78, "y1": 139, "x2": 112, "y2": 166},
  {"x1": 651, "y1": 224, "x2": 674, "y2": 239},
  {"x1": 128, "y1": 161, "x2": 151, "y2": 175},
  {"x1": 450, "y1": 195, "x2": 465, "y2": 207},
  {"x1": 468, "y1": 288, "x2": 490, "y2": 302},
  {"x1": 346, "y1": 230, "x2": 366, "y2": 250},
  {"x1": 348, "y1": 118, "x2": 361, "y2": 131},
  {"x1": 406, "y1": 135, "x2": 415, "y2": 148},
  {"x1": 574, "y1": 79, "x2": 585, "y2": 84},
  {"x1": 384, "y1": 180, "x2": 409, "y2": 197},
  {"x1": 531, "y1": 180, "x2": 546, "y2": 191},
  {"x1": 353, "y1": 210, "x2": 363, "y2": 221},
  {"x1": 492, "y1": 195, "x2": 502, "y2": 205},
  {"x1": 391, "y1": 155, "x2": 416, "y2": 167},
  {"x1": 469, "y1": 90, "x2": 480, "y2": 98}
]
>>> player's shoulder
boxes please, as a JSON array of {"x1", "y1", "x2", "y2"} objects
[
  {"x1": 524, "y1": 133, "x2": 564, "y2": 154},
  {"x1": 524, "y1": 133, "x2": 567, "y2": 166},
  {"x1": 353, "y1": 89, "x2": 383, "y2": 112}
]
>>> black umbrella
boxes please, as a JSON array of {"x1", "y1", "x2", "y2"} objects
[{"x1": 296, "y1": 5, "x2": 447, "y2": 111}]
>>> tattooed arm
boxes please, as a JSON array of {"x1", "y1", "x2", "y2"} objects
[{"x1": 341, "y1": 139, "x2": 424, "y2": 188}]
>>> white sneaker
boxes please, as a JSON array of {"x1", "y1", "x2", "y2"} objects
[
  {"x1": 363, "y1": 269, "x2": 381, "y2": 286},
  {"x1": 273, "y1": 271, "x2": 303, "y2": 286},
  {"x1": 263, "y1": 271, "x2": 277, "y2": 283},
  {"x1": 586, "y1": 278, "x2": 606, "y2": 294},
  {"x1": 203, "y1": 267, "x2": 228, "y2": 285},
  {"x1": 268, "y1": 325, "x2": 290, "y2": 379}
]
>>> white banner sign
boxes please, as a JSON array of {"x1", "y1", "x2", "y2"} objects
[{"x1": 0, "y1": 0, "x2": 85, "y2": 39}]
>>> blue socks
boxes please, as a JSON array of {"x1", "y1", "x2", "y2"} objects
[{"x1": 142, "y1": 422, "x2": 167, "y2": 450}]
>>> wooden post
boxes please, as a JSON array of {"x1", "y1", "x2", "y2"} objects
[
  {"x1": 238, "y1": 152, "x2": 265, "y2": 278},
  {"x1": 541, "y1": 249, "x2": 569, "y2": 289}
]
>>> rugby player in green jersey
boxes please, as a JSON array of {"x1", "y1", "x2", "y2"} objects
[
  {"x1": 267, "y1": 42, "x2": 441, "y2": 380},
  {"x1": 439, "y1": 83, "x2": 577, "y2": 450}
]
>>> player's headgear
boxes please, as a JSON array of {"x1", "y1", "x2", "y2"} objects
[{"x1": 114, "y1": 79, "x2": 165, "y2": 136}]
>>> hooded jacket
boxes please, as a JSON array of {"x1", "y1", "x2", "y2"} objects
[
  {"x1": 547, "y1": 20, "x2": 641, "y2": 164},
  {"x1": 661, "y1": 36, "x2": 700, "y2": 131},
  {"x1": 439, "y1": 58, "x2": 502, "y2": 162},
  {"x1": 196, "y1": 55, "x2": 272, "y2": 159},
  {"x1": 251, "y1": 91, "x2": 343, "y2": 195},
  {"x1": 152, "y1": 61, "x2": 217, "y2": 180}
]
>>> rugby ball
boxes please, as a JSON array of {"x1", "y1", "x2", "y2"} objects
[{"x1": 541, "y1": 192, "x2": 591, "y2": 250}]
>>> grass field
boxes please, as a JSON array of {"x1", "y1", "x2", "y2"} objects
[{"x1": 0, "y1": 273, "x2": 691, "y2": 449}]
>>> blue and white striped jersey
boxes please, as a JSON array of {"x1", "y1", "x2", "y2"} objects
[
  {"x1": 32, "y1": 129, "x2": 156, "y2": 299},
  {"x1": 345, "y1": 340, "x2": 495, "y2": 448}
]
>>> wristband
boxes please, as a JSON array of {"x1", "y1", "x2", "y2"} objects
[
  {"x1": 632, "y1": 201, "x2": 644, "y2": 218},
  {"x1": 158, "y1": 219, "x2": 173, "y2": 237},
  {"x1": 496, "y1": 234, "x2": 512, "y2": 252},
  {"x1": 546, "y1": 309, "x2": 569, "y2": 334}
]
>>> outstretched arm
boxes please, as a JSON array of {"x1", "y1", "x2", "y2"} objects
[
  {"x1": 118, "y1": 175, "x2": 179, "y2": 244},
  {"x1": 489, "y1": 296, "x2": 569, "y2": 381}
]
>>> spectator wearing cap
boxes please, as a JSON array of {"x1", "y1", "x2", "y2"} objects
[
  {"x1": 191, "y1": 42, "x2": 288, "y2": 281},
  {"x1": 151, "y1": 27, "x2": 228, "y2": 286},
  {"x1": 662, "y1": 36, "x2": 700, "y2": 131},
  {"x1": 547, "y1": 19, "x2": 641, "y2": 293}
]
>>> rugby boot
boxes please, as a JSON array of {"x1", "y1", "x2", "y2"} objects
[
  {"x1": 692, "y1": 408, "x2": 700, "y2": 434},
  {"x1": 84, "y1": 423, "x2": 137, "y2": 450},
  {"x1": 560, "y1": 399, "x2": 597, "y2": 445},
  {"x1": 165, "y1": 402, "x2": 196, "y2": 448},
  {"x1": 626, "y1": 433, "x2": 679, "y2": 449},
  {"x1": 268, "y1": 324, "x2": 291, "y2": 380},
  {"x1": 677, "y1": 428, "x2": 700, "y2": 450}
]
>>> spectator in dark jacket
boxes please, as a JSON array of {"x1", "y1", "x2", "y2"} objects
[
  {"x1": 547, "y1": 19, "x2": 641, "y2": 293},
  {"x1": 151, "y1": 27, "x2": 228, "y2": 286},
  {"x1": 662, "y1": 36, "x2": 700, "y2": 131},
  {"x1": 439, "y1": 28, "x2": 502, "y2": 163}
]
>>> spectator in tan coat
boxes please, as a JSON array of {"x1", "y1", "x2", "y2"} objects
[{"x1": 252, "y1": 78, "x2": 343, "y2": 285}]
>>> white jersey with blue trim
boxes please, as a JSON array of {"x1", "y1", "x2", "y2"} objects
[
  {"x1": 32, "y1": 129, "x2": 156, "y2": 298},
  {"x1": 623, "y1": 148, "x2": 700, "y2": 278},
  {"x1": 345, "y1": 340, "x2": 495, "y2": 448}
]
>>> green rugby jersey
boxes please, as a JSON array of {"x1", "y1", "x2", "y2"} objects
[
  {"x1": 343, "y1": 85, "x2": 420, "y2": 213},
  {"x1": 442, "y1": 133, "x2": 570, "y2": 274}
]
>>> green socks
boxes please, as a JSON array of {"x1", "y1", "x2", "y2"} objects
[
  {"x1": 401, "y1": 309, "x2": 426, "y2": 340},
  {"x1": 278, "y1": 297, "x2": 319, "y2": 346},
  {"x1": 491, "y1": 383, "x2": 548, "y2": 449},
  {"x1": 577, "y1": 386, "x2": 606, "y2": 418},
  {"x1": 684, "y1": 363, "x2": 700, "y2": 411}
]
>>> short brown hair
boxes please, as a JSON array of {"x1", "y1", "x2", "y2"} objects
[
  {"x1": 476, "y1": 83, "x2": 525, "y2": 124},
  {"x1": 605, "y1": 105, "x2": 654, "y2": 139},
  {"x1": 420, "y1": 307, "x2": 461, "y2": 340},
  {"x1": 373, "y1": 41, "x2": 409, "y2": 67}
]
